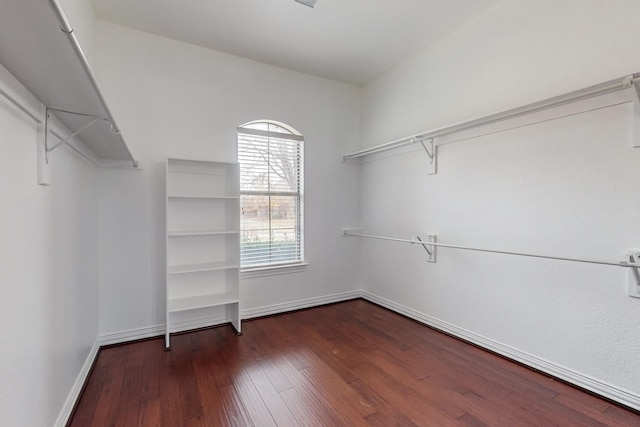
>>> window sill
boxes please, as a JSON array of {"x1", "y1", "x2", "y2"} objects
[{"x1": 240, "y1": 262, "x2": 308, "y2": 279}]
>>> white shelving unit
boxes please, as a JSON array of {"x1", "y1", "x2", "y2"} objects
[{"x1": 165, "y1": 158, "x2": 241, "y2": 349}]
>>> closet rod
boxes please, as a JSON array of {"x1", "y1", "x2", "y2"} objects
[
  {"x1": 343, "y1": 73, "x2": 640, "y2": 161},
  {"x1": 343, "y1": 231, "x2": 640, "y2": 269},
  {"x1": 0, "y1": 84, "x2": 41, "y2": 124},
  {"x1": 49, "y1": 0, "x2": 138, "y2": 168}
]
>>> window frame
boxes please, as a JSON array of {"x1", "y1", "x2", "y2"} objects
[{"x1": 237, "y1": 121, "x2": 305, "y2": 273}]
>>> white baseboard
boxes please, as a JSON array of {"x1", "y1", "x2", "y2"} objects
[
  {"x1": 240, "y1": 290, "x2": 362, "y2": 319},
  {"x1": 97, "y1": 291, "x2": 363, "y2": 346},
  {"x1": 360, "y1": 290, "x2": 640, "y2": 412},
  {"x1": 99, "y1": 324, "x2": 166, "y2": 346},
  {"x1": 168, "y1": 314, "x2": 228, "y2": 334},
  {"x1": 55, "y1": 338, "x2": 100, "y2": 427},
  {"x1": 99, "y1": 316, "x2": 231, "y2": 345}
]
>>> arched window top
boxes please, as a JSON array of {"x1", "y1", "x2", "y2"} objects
[{"x1": 239, "y1": 120, "x2": 303, "y2": 140}]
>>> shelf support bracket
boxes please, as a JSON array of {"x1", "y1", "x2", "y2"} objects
[
  {"x1": 415, "y1": 234, "x2": 437, "y2": 263},
  {"x1": 38, "y1": 107, "x2": 113, "y2": 184},
  {"x1": 37, "y1": 120, "x2": 49, "y2": 186},
  {"x1": 47, "y1": 116, "x2": 99, "y2": 154},
  {"x1": 626, "y1": 252, "x2": 640, "y2": 298},
  {"x1": 44, "y1": 107, "x2": 109, "y2": 163},
  {"x1": 630, "y1": 74, "x2": 640, "y2": 148},
  {"x1": 416, "y1": 137, "x2": 437, "y2": 175}
]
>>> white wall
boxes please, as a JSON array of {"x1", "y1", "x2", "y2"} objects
[
  {"x1": 362, "y1": 0, "x2": 640, "y2": 145},
  {"x1": 360, "y1": 0, "x2": 640, "y2": 408},
  {"x1": 0, "y1": 65, "x2": 99, "y2": 426},
  {"x1": 94, "y1": 22, "x2": 362, "y2": 336}
]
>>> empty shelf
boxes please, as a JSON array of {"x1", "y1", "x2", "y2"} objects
[
  {"x1": 168, "y1": 195, "x2": 239, "y2": 200},
  {"x1": 168, "y1": 292, "x2": 239, "y2": 313},
  {"x1": 168, "y1": 261, "x2": 240, "y2": 274},
  {"x1": 168, "y1": 230, "x2": 239, "y2": 237}
]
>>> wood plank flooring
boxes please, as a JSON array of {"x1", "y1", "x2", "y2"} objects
[{"x1": 69, "y1": 299, "x2": 640, "y2": 426}]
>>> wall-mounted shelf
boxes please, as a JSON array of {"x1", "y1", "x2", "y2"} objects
[
  {"x1": 343, "y1": 73, "x2": 640, "y2": 173},
  {"x1": 0, "y1": 0, "x2": 138, "y2": 177}
]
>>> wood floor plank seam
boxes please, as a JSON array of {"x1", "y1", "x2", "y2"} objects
[{"x1": 69, "y1": 299, "x2": 640, "y2": 426}]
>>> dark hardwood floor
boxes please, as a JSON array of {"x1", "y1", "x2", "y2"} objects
[{"x1": 69, "y1": 299, "x2": 640, "y2": 426}]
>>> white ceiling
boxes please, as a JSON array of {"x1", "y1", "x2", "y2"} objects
[{"x1": 92, "y1": 0, "x2": 498, "y2": 86}]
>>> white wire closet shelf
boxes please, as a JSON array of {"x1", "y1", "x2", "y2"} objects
[
  {"x1": 342, "y1": 72, "x2": 640, "y2": 167},
  {"x1": 0, "y1": 0, "x2": 137, "y2": 168}
]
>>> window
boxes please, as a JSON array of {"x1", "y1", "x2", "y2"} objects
[{"x1": 238, "y1": 121, "x2": 304, "y2": 268}]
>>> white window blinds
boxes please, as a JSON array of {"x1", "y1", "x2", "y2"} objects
[{"x1": 238, "y1": 123, "x2": 304, "y2": 267}]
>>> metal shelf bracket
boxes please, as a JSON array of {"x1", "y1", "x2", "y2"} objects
[
  {"x1": 38, "y1": 107, "x2": 113, "y2": 185},
  {"x1": 626, "y1": 252, "x2": 640, "y2": 298},
  {"x1": 417, "y1": 137, "x2": 434, "y2": 160},
  {"x1": 415, "y1": 137, "x2": 437, "y2": 175},
  {"x1": 44, "y1": 107, "x2": 110, "y2": 164},
  {"x1": 631, "y1": 75, "x2": 640, "y2": 148},
  {"x1": 415, "y1": 234, "x2": 437, "y2": 262}
]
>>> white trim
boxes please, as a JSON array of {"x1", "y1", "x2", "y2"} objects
[
  {"x1": 241, "y1": 290, "x2": 361, "y2": 319},
  {"x1": 241, "y1": 262, "x2": 308, "y2": 279},
  {"x1": 238, "y1": 126, "x2": 304, "y2": 141},
  {"x1": 238, "y1": 119, "x2": 303, "y2": 139},
  {"x1": 98, "y1": 316, "x2": 230, "y2": 346},
  {"x1": 98, "y1": 320, "x2": 229, "y2": 351},
  {"x1": 99, "y1": 324, "x2": 166, "y2": 346},
  {"x1": 360, "y1": 290, "x2": 640, "y2": 412},
  {"x1": 54, "y1": 338, "x2": 100, "y2": 427},
  {"x1": 98, "y1": 291, "x2": 356, "y2": 345},
  {"x1": 167, "y1": 315, "x2": 229, "y2": 334}
]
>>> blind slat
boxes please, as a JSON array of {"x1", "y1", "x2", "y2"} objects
[{"x1": 238, "y1": 123, "x2": 304, "y2": 266}]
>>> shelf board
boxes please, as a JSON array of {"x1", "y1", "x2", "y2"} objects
[
  {"x1": 168, "y1": 292, "x2": 239, "y2": 313},
  {"x1": 168, "y1": 230, "x2": 239, "y2": 237},
  {"x1": 168, "y1": 170, "x2": 229, "y2": 177},
  {"x1": 168, "y1": 261, "x2": 239, "y2": 274},
  {"x1": 168, "y1": 195, "x2": 239, "y2": 200},
  {"x1": 167, "y1": 159, "x2": 238, "y2": 175}
]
